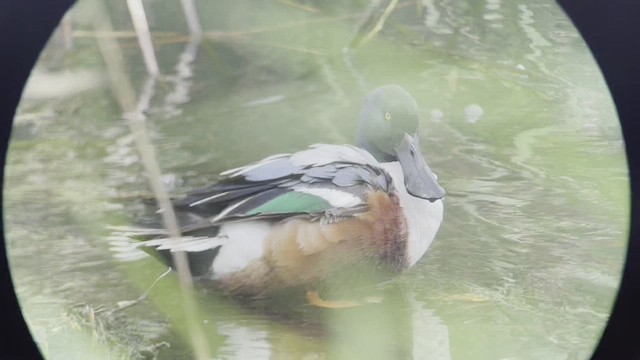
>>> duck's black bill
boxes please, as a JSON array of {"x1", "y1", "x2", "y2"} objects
[{"x1": 395, "y1": 133, "x2": 445, "y2": 202}]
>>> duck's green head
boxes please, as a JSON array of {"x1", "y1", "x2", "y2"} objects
[{"x1": 356, "y1": 85, "x2": 445, "y2": 201}]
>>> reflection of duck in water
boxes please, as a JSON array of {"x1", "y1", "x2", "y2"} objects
[{"x1": 113, "y1": 85, "x2": 445, "y2": 306}]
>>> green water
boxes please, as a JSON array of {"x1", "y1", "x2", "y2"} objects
[{"x1": 4, "y1": 0, "x2": 628, "y2": 359}]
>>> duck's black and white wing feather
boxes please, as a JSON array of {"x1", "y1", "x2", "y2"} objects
[{"x1": 177, "y1": 144, "x2": 394, "y2": 223}]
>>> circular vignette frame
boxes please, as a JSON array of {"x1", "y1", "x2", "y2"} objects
[{"x1": 1, "y1": 1, "x2": 639, "y2": 359}]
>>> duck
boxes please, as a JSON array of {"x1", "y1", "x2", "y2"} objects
[{"x1": 111, "y1": 84, "x2": 445, "y2": 307}]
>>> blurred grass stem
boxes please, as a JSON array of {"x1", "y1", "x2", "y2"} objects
[{"x1": 90, "y1": 0, "x2": 210, "y2": 359}]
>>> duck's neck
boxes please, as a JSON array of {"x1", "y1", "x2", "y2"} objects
[{"x1": 357, "y1": 140, "x2": 397, "y2": 163}]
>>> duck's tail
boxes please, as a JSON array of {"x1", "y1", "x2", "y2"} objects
[{"x1": 107, "y1": 226, "x2": 224, "y2": 277}]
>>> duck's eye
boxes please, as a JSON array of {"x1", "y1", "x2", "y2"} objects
[{"x1": 384, "y1": 112, "x2": 391, "y2": 121}]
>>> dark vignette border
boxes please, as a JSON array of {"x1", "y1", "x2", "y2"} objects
[
  {"x1": 0, "y1": 1, "x2": 638, "y2": 359},
  {"x1": 557, "y1": 1, "x2": 640, "y2": 359},
  {"x1": 0, "y1": 1, "x2": 77, "y2": 359}
]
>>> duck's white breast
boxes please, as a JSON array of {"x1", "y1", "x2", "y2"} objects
[{"x1": 380, "y1": 162, "x2": 444, "y2": 267}]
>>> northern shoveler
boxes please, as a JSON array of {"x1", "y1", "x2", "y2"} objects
[{"x1": 112, "y1": 85, "x2": 444, "y2": 306}]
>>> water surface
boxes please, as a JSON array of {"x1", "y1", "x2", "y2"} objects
[{"x1": 5, "y1": 1, "x2": 628, "y2": 359}]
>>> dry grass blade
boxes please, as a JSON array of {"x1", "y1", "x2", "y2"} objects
[
  {"x1": 73, "y1": 30, "x2": 180, "y2": 39},
  {"x1": 349, "y1": 0, "x2": 400, "y2": 49},
  {"x1": 277, "y1": 0, "x2": 321, "y2": 13},
  {"x1": 126, "y1": 0, "x2": 159, "y2": 75}
]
